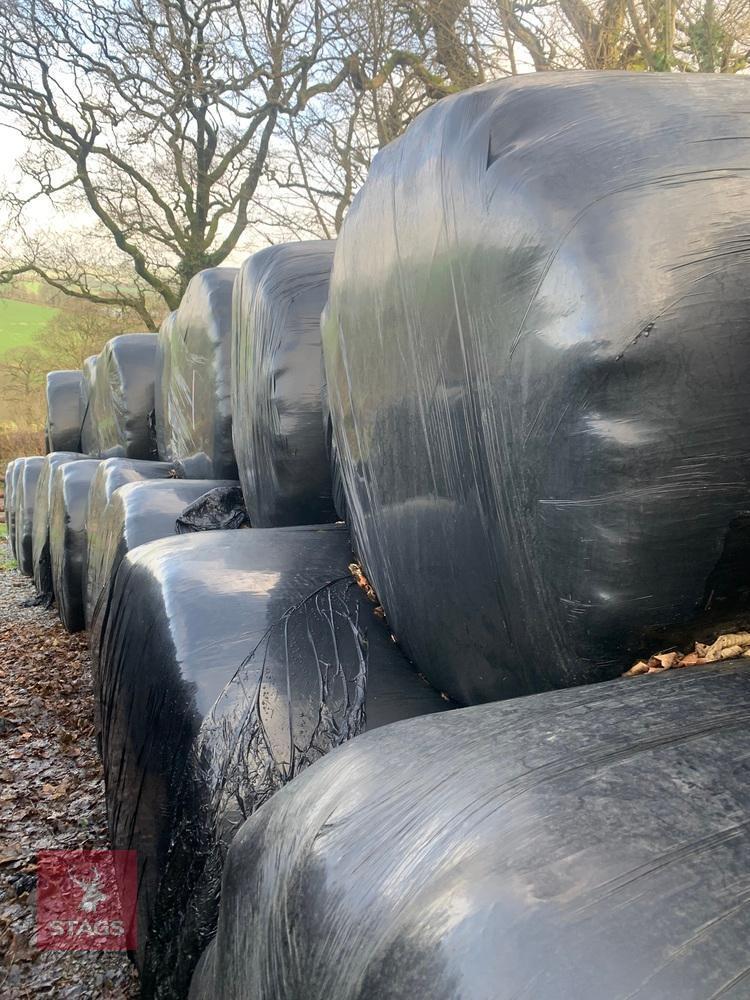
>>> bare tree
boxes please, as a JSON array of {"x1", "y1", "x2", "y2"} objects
[{"x1": 0, "y1": 0, "x2": 355, "y2": 328}]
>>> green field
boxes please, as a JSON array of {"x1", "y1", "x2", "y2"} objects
[{"x1": 0, "y1": 296, "x2": 58, "y2": 356}]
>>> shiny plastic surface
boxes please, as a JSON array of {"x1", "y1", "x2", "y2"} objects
[
  {"x1": 97, "y1": 525, "x2": 448, "y2": 991},
  {"x1": 32, "y1": 452, "x2": 87, "y2": 601},
  {"x1": 8, "y1": 459, "x2": 24, "y2": 559},
  {"x1": 192, "y1": 660, "x2": 750, "y2": 1000},
  {"x1": 49, "y1": 460, "x2": 102, "y2": 631},
  {"x1": 157, "y1": 269, "x2": 238, "y2": 479},
  {"x1": 4, "y1": 460, "x2": 17, "y2": 553},
  {"x1": 232, "y1": 241, "x2": 337, "y2": 526},
  {"x1": 322, "y1": 71, "x2": 750, "y2": 706},
  {"x1": 45, "y1": 371, "x2": 84, "y2": 453},
  {"x1": 154, "y1": 313, "x2": 176, "y2": 461},
  {"x1": 79, "y1": 354, "x2": 98, "y2": 455},
  {"x1": 14, "y1": 456, "x2": 45, "y2": 576},
  {"x1": 89, "y1": 334, "x2": 158, "y2": 459},
  {"x1": 87, "y1": 478, "x2": 237, "y2": 673},
  {"x1": 174, "y1": 485, "x2": 248, "y2": 533},
  {"x1": 83, "y1": 458, "x2": 180, "y2": 629}
]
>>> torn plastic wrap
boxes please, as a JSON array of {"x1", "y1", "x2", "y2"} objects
[
  {"x1": 83, "y1": 458, "x2": 181, "y2": 630},
  {"x1": 97, "y1": 524, "x2": 449, "y2": 993},
  {"x1": 89, "y1": 334, "x2": 158, "y2": 459},
  {"x1": 45, "y1": 370, "x2": 84, "y2": 453},
  {"x1": 87, "y1": 478, "x2": 238, "y2": 674},
  {"x1": 155, "y1": 313, "x2": 176, "y2": 461},
  {"x1": 232, "y1": 241, "x2": 337, "y2": 526},
  {"x1": 174, "y1": 485, "x2": 248, "y2": 534},
  {"x1": 15, "y1": 456, "x2": 45, "y2": 576},
  {"x1": 191, "y1": 659, "x2": 750, "y2": 1000},
  {"x1": 79, "y1": 354, "x2": 98, "y2": 456},
  {"x1": 322, "y1": 72, "x2": 750, "y2": 706},
  {"x1": 4, "y1": 459, "x2": 17, "y2": 552},
  {"x1": 157, "y1": 269, "x2": 238, "y2": 479},
  {"x1": 49, "y1": 460, "x2": 102, "y2": 631},
  {"x1": 32, "y1": 452, "x2": 87, "y2": 602}
]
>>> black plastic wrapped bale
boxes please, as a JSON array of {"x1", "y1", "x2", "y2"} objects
[
  {"x1": 4, "y1": 459, "x2": 17, "y2": 550},
  {"x1": 83, "y1": 458, "x2": 181, "y2": 629},
  {"x1": 79, "y1": 354, "x2": 98, "y2": 456},
  {"x1": 8, "y1": 459, "x2": 24, "y2": 559},
  {"x1": 322, "y1": 72, "x2": 750, "y2": 706},
  {"x1": 45, "y1": 370, "x2": 84, "y2": 453},
  {"x1": 49, "y1": 460, "x2": 101, "y2": 631},
  {"x1": 89, "y1": 333, "x2": 158, "y2": 459},
  {"x1": 97, "y1": 524, "x2": 449, "y2": 992},
  {"x1": 15, "y1": 456, "x2": 45, "y2": 576},
  {"x1": 157, "y1": 269, "x2": 238, "y2": 479},
  {"x1": 232, "y1": 241, "x2": 337, "y2": 526},
  {"x1": 32, "y1": 452, "x2": 87, "y2": 602},
  {"x1": 87, "y1": 478, "x2": 238, "y2": 670},
  {"x1": 154, "y1": 312, "x2": 176, "y2": 462},
  {"x1": 191, "y1": 659, "x2": 750, "y2": 1000}
]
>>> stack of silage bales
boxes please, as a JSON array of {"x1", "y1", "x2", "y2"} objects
[{"x1": 6, "y1": 70, "x2": 750, "y2": 1000}]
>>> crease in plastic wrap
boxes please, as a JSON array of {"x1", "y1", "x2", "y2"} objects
[
  {"x1": 84, "y1": 458, "x2": 181, "y2": 630},
  {"x1": 32, "y1": 452, "x2": 87, "y2": 603},
  {"x1": 88, "y1": 334, "x2": 158, "y2": 459},
  {"x1": 174, "y1": 485, "x2": 249, "y2": 534},
  {"x1": 4, "y1": 460, "x2": 17, "y2": 555},
  {"x1": 232, "y1": 241, "x2": 338, "y2": 526},
  {"x1": 191, "y1": 659, "x2": 750, "y2": 1000},
  {"x1": 49, "y1": 459, "x2": 102, "y2": 631},
  {"x1": 15, "y1": 457, "x2": 45, "y2": 576},
  {"x1": 96, "y1": 525, "x2": 449, "y2": 998},
  {"x1": 156, "y1": 269, "x2": 238, "y2": 479},
  {"x1": 155, "y1": 313, "x2": 176, "y2": 461},
  {"x1": 45, "y1": 370, "x2": 84, "y2": 453},
  {"x1": 86, "y1": 477, "x2": 238, "y2": 679},
  {"x1": 322, "y1": 71, "x2": 750, "y2": 706},
  {"x1": 8, "y1": 459, "x2": 24, "y2": 559},
  {"x1": 79, "y1": 354, "x2": 99, "y2": 456}
]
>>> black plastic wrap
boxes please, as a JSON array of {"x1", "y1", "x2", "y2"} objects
[
  {"x1": 49, "y1": 460, "x2": 102, "y2": 631},
  {"x1": 87, "y1": 478, "x2": 237, "y2": 672},
  {"x1": 83, "y1": 458, "x2": 181, "y2": 630},
  {"x1": 175, "y1": 486, "x2": 248, "y2": 534},
  {"x1": 32, "y1": 452, "x2": 87, "y2": 602},
  {"x1": 79, "y1": 354, "x2": 98, "y2": 456},
  {"x1": 156, "y1": 269, "x2": 238, "y2": 479},
  {"x1": 8, "y1": 459, "x2": 24, "y2": 559},
  {"x1": 322, "y1": 72, "x2": 750, "y2": 706},
  {"x1": 97, "y1": 524, "x2": 449, "y2": 991},
  {"x1": 15, "y1": 456, "x2": 45, "y2": 576},
  {"x1": 232, "y1": 241, "x2": 337, "y2": 527},
  {"x1": 89, "y1": 334, "x2": 158, "y2": 459},
  {"x1": 45, "y1": 370, "x2": 84, "y2": 453},
  {"x1": 154, "y1": 313, "x2": 176, "y2": 462},
  {"x1": 4, "y1": 459, "x2": 17, "y2": 553},
  {"x1": 192, "y1": 659, "x2": 750, "y2": 1000}
]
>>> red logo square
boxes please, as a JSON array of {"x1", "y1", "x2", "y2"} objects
[{"x1": 36, "y1": 850, "x2": 137, "y2": 951}]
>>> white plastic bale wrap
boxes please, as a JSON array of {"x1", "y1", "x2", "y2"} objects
[
  {"x1": 45, "y1": 371, "x2": 84, "y2": 453},
  {"x1": 89, "y1": 334, "x2": 158, "y2": 459},
  {"x1": 156, "y1": 269, "x2": 238, "y2": 479},
  {"x1": 232, "y1": 241, "x2": 337, "y2": 526},
  {"x1": 79, "y1": 354, "x2": 99, "y2": 456}
]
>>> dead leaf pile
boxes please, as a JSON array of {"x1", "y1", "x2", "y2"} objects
[
  {"x1": 348, "y1": 562, "x2": 385, "y2": 619},
  {"x1": 624, "y1": 631, "x2": 750, "y2": 677},
  {"x1": 0, "y1": 566, "x2": 138, "y2": 998}
]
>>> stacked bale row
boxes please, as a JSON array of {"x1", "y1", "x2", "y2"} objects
[{"x1": 5, "y1": 71, "x2": 750, "y2": 1000}]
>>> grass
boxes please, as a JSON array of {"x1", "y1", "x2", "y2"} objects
[{"x1": 0, "y1": 296, "x2": 59, "y2": 356}]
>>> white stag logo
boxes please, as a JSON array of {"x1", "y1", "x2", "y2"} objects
[{"x1": 70, "y1": 867, "x2": 108, "y2": 914}]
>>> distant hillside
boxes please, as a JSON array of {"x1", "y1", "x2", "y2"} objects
[{"x1": 0, "y1": 296, "x2": 59, "y2": 356}]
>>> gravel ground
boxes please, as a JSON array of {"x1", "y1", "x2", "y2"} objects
[{"x1": 0, "y1": 553, "x2": 139, "y2": 998}]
